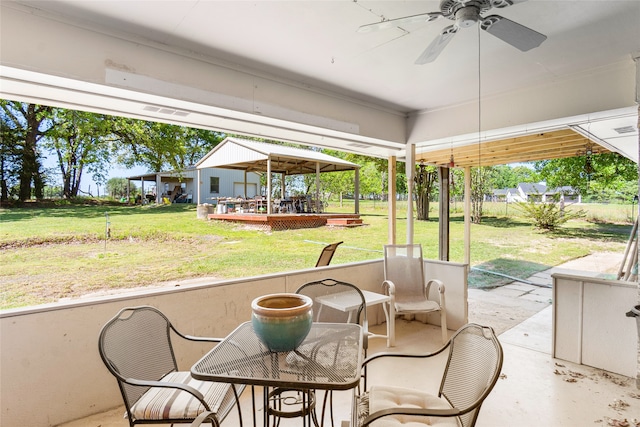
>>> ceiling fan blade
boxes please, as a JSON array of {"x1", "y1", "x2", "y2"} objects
[
  {"x1": 415, "y1": 25, "x2": 458, "y2": 64},
  {"x1": 357, "y1": 12, "x2": 442, "y2": 33},
  {"x1": 489, "y1": 0, "x2": 528, "y2": 9},
  {"x1": 481, "y1": 15, "x2": 547, "y2": 51}
]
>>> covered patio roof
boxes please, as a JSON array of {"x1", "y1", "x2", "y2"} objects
[
  {"x1": 0, "y1": 0, "x2": 637, "y2": 241},
  {"x1": 195, "y1": 137, "x2": 359, "y2": 174},
  {"x1": 418, "y1": 128, "x2": 612, "y2": 168}
]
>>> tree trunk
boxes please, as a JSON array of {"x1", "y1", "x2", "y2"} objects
[
  {"x1": 18, "y1": 104, "x2": 48, "y2": 201},
  {"x1": 415, "y1": 166, "x2": 436, "y2": 221},
  {"x1": 471, "y1": 168, "x2": 486, "y2": 224},
  {"x1": 416, "y1": 191, "x2": 430, "y2": 221}
]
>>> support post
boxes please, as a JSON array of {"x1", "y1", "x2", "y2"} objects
[
  {"x1": 267, "y1": 158, "x2": 272, "y2": 214},
  {"x1": 316, "y1": 162, "x2": 320, "y2": 213},
  {"x1": 197, "y1": 169, "x2": 201, "y2": 204},
  {"x1": 281, "y1": 172, "x2": 285, "y2": 199},
  {"x1": 156, "y1": 174, "x2": 162, "y2": 204},
  {"x1": 406, "y1": 144, "x2": 415, "y2": 244},
  {"x1": 354, "y1": 167, "x2": 360, "y2": 214},
  {"x1": 464, "y1": 166, "x2": 471, "y2": 271},
  {"x1": 438, "y1": 166, "x2": 450, "y2": 261},
  {"x1": 388, "y1": 156, "x2": 397, "y2": 244},
  {"x1": 633, "y1": 51, "x2": 640, "y2": 389}
]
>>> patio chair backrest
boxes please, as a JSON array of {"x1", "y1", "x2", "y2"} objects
[
  {"x1": 439, "y1": 323, "x2": 504, "y2": 427},
  {"x1": 296, "y1": 278, "x2": 366, "y2": 325},
  {"x1": 98, "y1": 306, "x2": 178, "y2": 408},
  {"x1": 383, "y1": 244, "x2": 426, "y2": 304},
  {"x1": 315, "y1": 241, "x2": 343, "y2": 267}
]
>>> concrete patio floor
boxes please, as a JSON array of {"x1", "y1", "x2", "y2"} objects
[{"x1": 59, "y1": 252, "x2": 640, "y2": 427}]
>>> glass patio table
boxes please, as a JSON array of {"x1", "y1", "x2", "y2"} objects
[{"x1": 191, "y1": 321, "x2": 363, "y2": 427}]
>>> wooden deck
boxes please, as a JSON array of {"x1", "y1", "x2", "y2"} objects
[{"x1": 207, "y1": 213, "x2": 362, "y2": 231}]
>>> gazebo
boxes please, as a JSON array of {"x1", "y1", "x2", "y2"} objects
[{"x1": 195, "y1": 137, "x2": 360, "y2": 214}]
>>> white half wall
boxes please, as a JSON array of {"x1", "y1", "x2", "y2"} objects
[
  {"x1": 552, "y1": 273, "x2": 638, "y2": 378},
  {"x1": 0, "y1": 260, "x2": 469, "y2": 427}
]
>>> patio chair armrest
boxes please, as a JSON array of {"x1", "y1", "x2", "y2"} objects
[
  {"x1": 360, "y1": 407, "x2": 461, "y2": 427},
  {"x1": 362, "y1": 318, "x2": 369, "y2": 353},
  {"x1": 361, "y1": 343, "x2": 450, "y2": 370},
  {"x1": 182, "y1": 335, "x2": 224, "y2": 343},
  {"x1": 125, "y1": 378, "x2": 207, "y2": 403},
  {"x1": 424, "y1": 278, "x2": 444, "y2": 295},
  {"x1": 382, "y1": 279, "x2": 396, "y2": 298},
  {"x1": 170, "y1": 324, "x2": 224, "y2": 343},
  {"x1": 189, "y1": 410, "x2": 220, "y2": 427}
]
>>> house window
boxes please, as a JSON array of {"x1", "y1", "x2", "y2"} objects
[{"x1": 210, "y1": 177, "x2": 220, "y2": 194}]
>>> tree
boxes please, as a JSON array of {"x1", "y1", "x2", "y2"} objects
[
  {"x1": 535, "y1": 152, "x2": 637, "y2": 201},
  {"x1": 491, "y1": 164, "x2": 538, "y2": 189},
  {"x1": 106, "y1": 177, "x2": 134, "y2": 198},
  {"x1": 0, "y1": 101, "x2": 52, "y2": 200},
  {"x1": 43, "y1": 109, "x2": 113, "y2": 198},
  {"x1": 0, "y1": 112, "x2": 21, "y2": 201},
  {"x1": 470, "y1": 167, "x2": 492, "y2": 224},
  {"x1": 414, "y1": 162, "x2": 437, "y2": 221},
  {"x1": 112, "y1": 118, "x2": 225, "y2": 172}
]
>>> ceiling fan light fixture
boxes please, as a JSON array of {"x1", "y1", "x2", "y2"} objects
[{"x1": 455, "y1": 6, "x2": 480, "y2": 28}]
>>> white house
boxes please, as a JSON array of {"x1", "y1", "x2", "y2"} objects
[
  {"x1": 127, "y1": 166, "x2": 261, "y2": 204},
  {"x1": 493, "y1": 183, "x2": 581, "y2": 204}
]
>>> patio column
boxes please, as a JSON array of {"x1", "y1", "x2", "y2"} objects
[
  {"x1": 316, "y1": 162, "x2": 320, "y2": 213},
  {"x1": 197, "y1": 169, "x2": 201, "y2": 204},
  {"x1": 406, "y1": 144, "x2": 415, "y2": 244},
  {"x1": 634, "y1": 52, "x2": 640, "y2": 388},
  {"x1": 156, "y1": 174, "x2": 161, "y2": 204},
  {"x1": 267, "y1": 158, "x2": 272, "y2": 214},
  {"x1": 464, "y1": 166, "x2": 472, "y2": 270},
  {"x1": 244, "y1": 170, "x2": 248, "y2": 198},
  {"x1": 388, "y1": 156, "x2": 396, "y2": 244},
  {"x1": 354, "y1": 167, "x2": 360, "y2": 214},
  {"x1": 438, "y1": 166, "x2": 450, "y2": 261},
  {"x1": 281, "y1": 172, "x2": 285, "y2": 198}
]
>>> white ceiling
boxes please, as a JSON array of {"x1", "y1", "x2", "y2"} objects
[{"x1": 1, "y1": 0, "x2": 639, "y2": 162}]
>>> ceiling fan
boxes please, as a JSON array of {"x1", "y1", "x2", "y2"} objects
[{"x1": 358, "y1": 0, "x2": 547, "y2": 64}]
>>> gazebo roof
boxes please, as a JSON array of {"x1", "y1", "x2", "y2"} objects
[{"x1": 195, "y1": 137, "x2": 359, "y2": 175}]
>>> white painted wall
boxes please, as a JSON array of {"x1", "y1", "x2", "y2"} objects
[{"x1": 198, "y1": 168, "x2": 260, "y2": 202}]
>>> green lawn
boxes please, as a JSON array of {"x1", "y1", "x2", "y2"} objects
[{"x1": 0, "y1": 200, "x2": 631, "y2": 309}]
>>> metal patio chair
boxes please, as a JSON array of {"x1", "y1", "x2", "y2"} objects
[
  {"x1": 383, "y1": 244, "x2": 448, "y2": 343},
  {"x1": 353, "y1": 323, "x2": 503, "y2": 427},
  {"x1": 315, "y1": 241, "x2": 343, "y2": 267},
  {"x1": 98, "y1": 306, "x2": 245, "y2": 427},
  {"x1": 287, "y1": 278, "x2": 369, "y2": 427}
]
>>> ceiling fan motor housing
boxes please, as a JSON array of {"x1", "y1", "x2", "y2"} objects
[
  {"x1": 455, "y1": 7, "x2": 481, "y2": 27},
  {"x1": 440, "y1": 0, "x2": 492, "y2": 19}
]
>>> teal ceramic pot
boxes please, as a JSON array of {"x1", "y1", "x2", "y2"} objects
[{"x1": 251, "y1": 293, "x2": 313, "y2": 352}]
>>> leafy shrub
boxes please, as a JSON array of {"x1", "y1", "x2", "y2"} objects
[{"x1": 514, "y1": 199, "x2": 586, "y2": 230}]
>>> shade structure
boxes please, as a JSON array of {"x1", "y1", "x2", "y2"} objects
[
  {"x1": 195, "y1": 137, "x2": 360, "y2": 213},
  {"x1": 195, "y1": 137, "x2": 359, "y2": 174}
]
